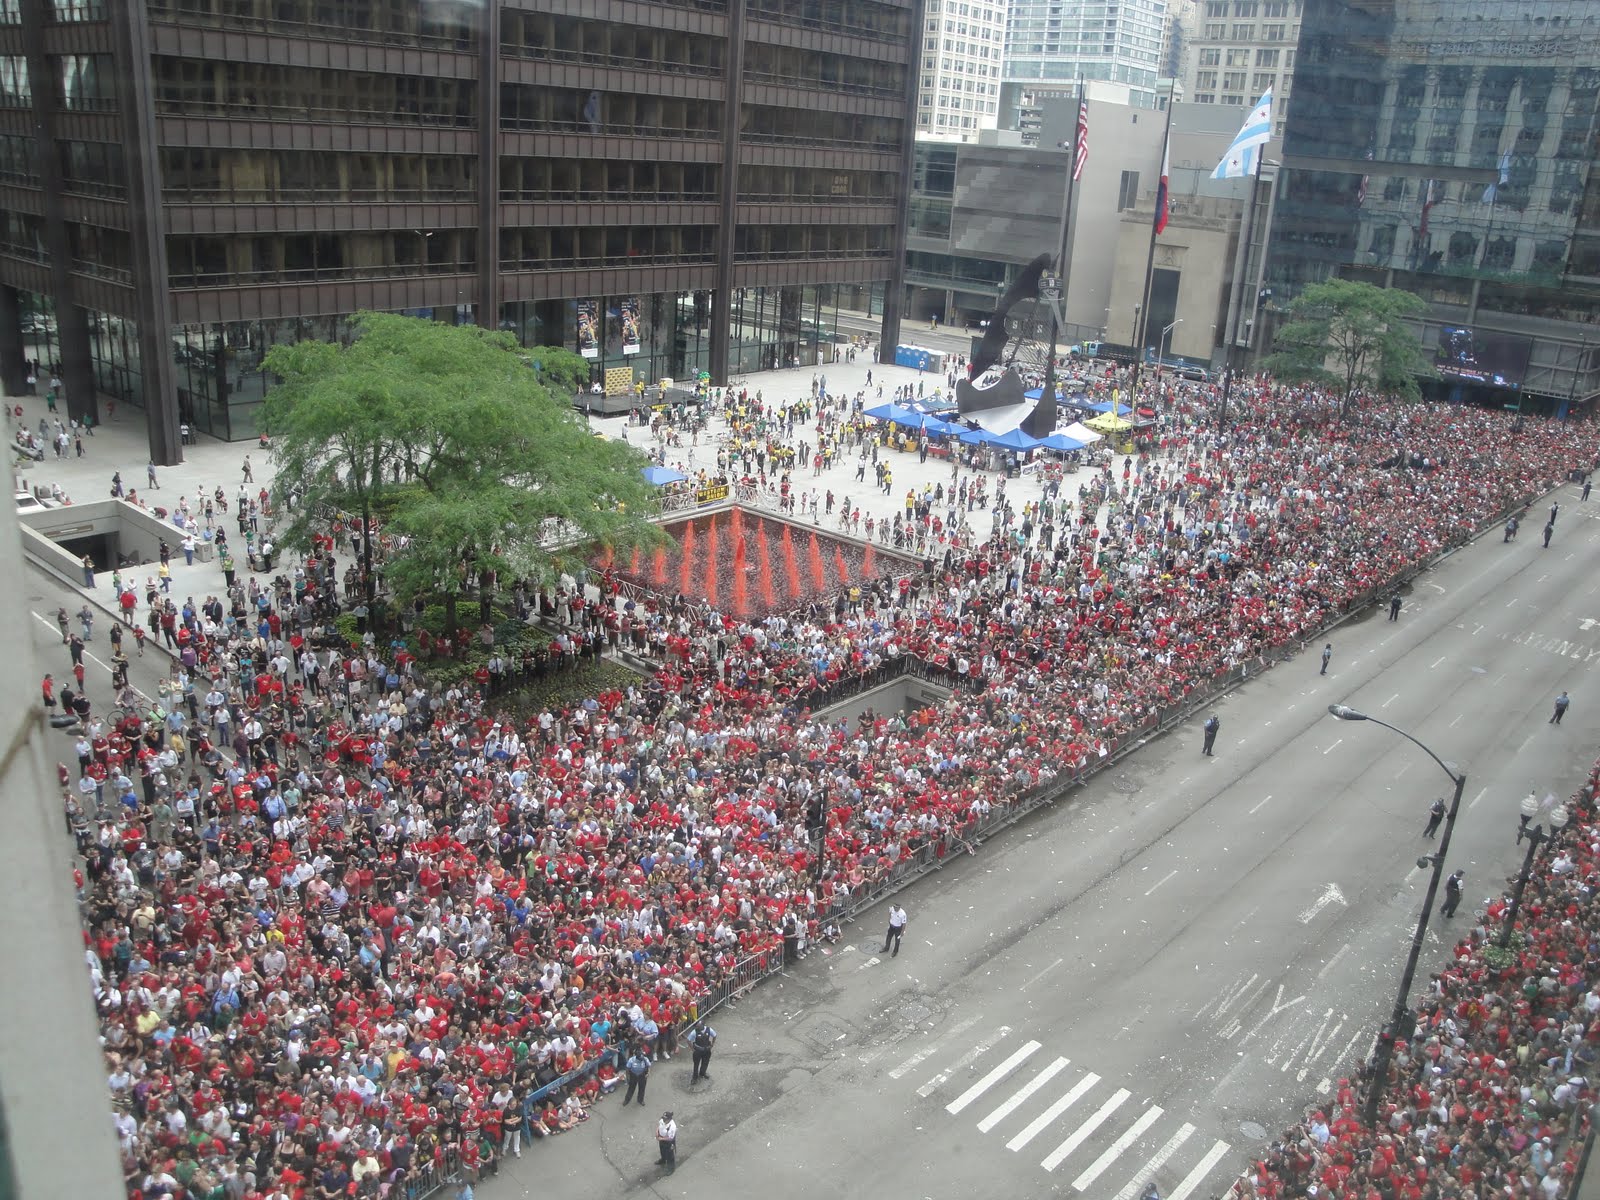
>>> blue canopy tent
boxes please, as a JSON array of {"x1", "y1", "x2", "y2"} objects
[
  {"x1": 1085, "y1": 400, "x2": 1133, "y2": 417},
  {"x1": 641, "y1": 465, "x2": 687, "y2": 486},
  {"x1": 986, "y1": 427, "x2": 1044, "y2": 451},
  {"x1": 917, "y1": 415, "x2": 961, "y2": 437},
  {"x1": 864, "y1": 402, "x2": 926, "y2": 426},
  {"x1": 958, "y1": 427, "x2": 995, "y2": 445},
  {"x1": 1040, "y1": 433, "x2": 1088, "y2": 452}
]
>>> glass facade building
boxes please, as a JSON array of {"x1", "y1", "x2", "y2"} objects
[
  {"x1": 1264, "y1": 0, "x2": 1600, "y2": 407},
  {"x1": 0, "y1": 0, "x2": 922, "y2": 460},
  {"x1": 1004, "y1": 0, "x2": 1169, "y2": 102}
]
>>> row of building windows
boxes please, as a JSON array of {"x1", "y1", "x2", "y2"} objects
[
  {"x1": 147, "y1": 0, "x2": 478, "y2": 51},
  {"x1": 733, "y1": 224, "x2": 891, "y2": 261},
  {"x1": 1203, "y1": 1, "x2": 1296, "y2": 17},
  {"x1": 747, "y1": 0, "x2": 911, "y2": 45},
  {"x1": 1201, "y1": 23, "x2": 1290, "y2": 41},
  {"x1": 501, "y1": 158, "x2": 717, "y2": 203},
  {"x1": 153, "y1": 57, "x2": 476, "y2": 125},
  {"x1": 1197, "y1": 47, "x2": 1283, "y2": 68},
  {"x1": 0, "y1": 53, "x2": 119, "y2": 111},
  {"x1": 1194, "y1": 71, "x2": 1278, "y2": 93},
  {"x1": 166, "y1": 230, "x2": 477, "y2": 288},
  {"x1": 500, "y1": 86, "x2": 721, "y2": 139},
  {"x1": 501, "y1": 11, "x2": 724, "y2": 78},
  {"x1": 501, "y1": 225, "x2": 717, "y2": 270},
  {"x1": 158, "y1": 148, "x2": 476, "y2": 202},
  {"x1": 743, "y1": 41, "x2": 906, "y2": 98}
]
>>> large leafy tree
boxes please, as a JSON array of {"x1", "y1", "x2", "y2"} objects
[
  {"x1": 262, "y1": 313, "x2": 663, "y2": 629},
  {"x1": 1261, "y1": 278, "x2": 1434, "y2": 418}
]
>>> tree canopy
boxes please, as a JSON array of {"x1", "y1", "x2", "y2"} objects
[
  {"x1": 261, "y1": 312, "x2": 664, "y2": 626},
  {"x1": 1260, "y1": 278, "x2": 1434, "y2": 417}
]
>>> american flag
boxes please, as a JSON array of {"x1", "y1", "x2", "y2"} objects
[
  {"x1": 1073, "y1": 100, "x2": 1089, "y2": 181},
  {"x1": 1356, "y1": 149, "x2": 1373, "y2": 207}
]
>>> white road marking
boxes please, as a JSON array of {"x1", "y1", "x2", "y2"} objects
[
  {"x1": 1395, "y1": 762, "x2": 1412, "y2": 779},
  {"x1": 1007, "y1": 1072, "x2": 1100, "y2": 1150},
  {"x1": 1298, "y1": 883, "x2": 1347, "y2": 924},
  {"x1": 1021, "y1": 957, "x2": 1065, "y2": 990},
  {"x1": 946, "y1": 1040, "x2": 1041, "y2": 1114},
  {"x1": 1468, "y1": 786, "x2": 1489, "y2": 809},
  {"x1": 1069, "y1": 1104, "x2": 1164, "y2": 1189},
  {"x1": 1507, "y1": 597, "x2": 1519, "y2": 608},
  {"x1": 858, "y1": 955, "x2": 881, "y2": 971},
  {"x1": 1249, "y1": 794, "x2": 1273, "y2": 814},
  {"x1": 1239, "y1": 985, "x2": 1306, "y2": 1042},
  {"x1": 888, "y1": 1014, "x2": 982, "y2": 1079},
  {"x1": 1323, "y1": 738, "x2": 1343, "y2": 755},
  {"x1": 1316, "y1": 943, "x2": 1353, "y2": 979},
  {"x1": 1429, "y1": 655, "x2": 1445, "y2": 668},
  {"x1": 978, "y1": 1056, "x2": 1070, "y2": 1133},
  {"x1": 1041, "y1": 1088, "x2": 1131, "y2": 1172},
  {"x1": 1449, "y1": 713, "x2": 1464, "y2": 727},
  {"x1": 1110, "y1": 1123, "x2": 1197, "y2": 1200},
  {"x1": 1144, "y1": 869, "x2": 1178, "y2": 897},
  {"x1": 1168, "y1": 1140, "x2": 1233, "y2": 1200},
  {"x1": 1381, "y1": 693, "x2": 1399, "y2": 707},
  {"x1": 1539, "y1": 574, "x2": 1550, "y2": 583},
  {"x1": 917, "y1": 1026, "x2": 1012, "y2": 1097}
]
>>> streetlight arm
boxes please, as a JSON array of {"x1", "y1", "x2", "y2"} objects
[{"x1": 1356, "y1": 715, "x2": 1463, "y2": 787}]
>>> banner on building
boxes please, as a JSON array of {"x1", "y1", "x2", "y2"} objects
[
  {"x1": 577, "y1": 300, "x2": 599, "y2": 358},
  {"x1": 621, "y1": 297, "x2": 641, "y2": 355}
]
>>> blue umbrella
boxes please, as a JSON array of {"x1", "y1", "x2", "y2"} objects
[{"x1": 641, "y1": 465, "x2": 687, "y2": 486}]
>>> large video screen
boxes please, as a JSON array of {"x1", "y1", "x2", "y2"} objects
[{"x1": 1435, "y1": 327, "x2": 1533, "y2": 389}]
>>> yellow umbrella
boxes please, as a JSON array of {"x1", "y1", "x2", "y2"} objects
[{"x1": 1085, "y1": 411, "x2": 1133, "y2": 433}]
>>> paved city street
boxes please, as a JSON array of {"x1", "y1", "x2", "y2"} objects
[
  {"x1": 13, "y1": 364, "x2": 1596, "y2": 1200},
  {"x1": 494, "y1": 484, "x2": 1596, "y2": 1200}
]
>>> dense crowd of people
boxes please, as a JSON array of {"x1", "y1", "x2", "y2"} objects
[
  {"x1": 57, "y1": 372, "x2": 1598, "y2": 1200},
  {"x1": 1231, "y1": 755, "x2": 1600, "y2": 1200}
]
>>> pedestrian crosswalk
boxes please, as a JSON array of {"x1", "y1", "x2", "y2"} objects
[{"x1": 888, "y1": 1025, "x2": 1234, "y2": 1197}]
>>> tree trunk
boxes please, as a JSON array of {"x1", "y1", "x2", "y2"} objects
[
  {"x1": 361, "y1": 496, "x2": 376, "y2": 607},
  {"x1": 443, "y1": 592, "x2": 459, "y2": 635},
  {"x1": 478, "y1": 569, "x2": 493, "y2": 626}
]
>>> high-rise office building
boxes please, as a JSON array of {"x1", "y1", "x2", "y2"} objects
[
  {"x1": 0, "y1": 0, "x2": 923, "y2": 463},
  {"x1": 1002, "y1": 0, "x2": 1169, "y2": 118},
  {"x1": 915, "y1": 0, "x2": 1006, "y2": 141},
  {"x1": 1265, "y1": 0, "x2": 1600, "y2": 410},
  {"x1": 1181, "y1": 0, "x2": 1299, "y2": 134}
]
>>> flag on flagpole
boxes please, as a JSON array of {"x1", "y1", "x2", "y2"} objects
[
  {"x1": 1211, "y1": 88, "x2": 1273, "y2": 179},
  {"x1": 1153, "y1": 140, "x2": 1170, "y2": 233},
  {"x1": 1072, "y1": 99, "x2": 1089, "y2": 181},
  {"x1": 1355, "y1": 148, "x2": 1373, "y2": 207},
  {"x1": 1482, "y1": 151, "x2": 1511, "y2": 204}
]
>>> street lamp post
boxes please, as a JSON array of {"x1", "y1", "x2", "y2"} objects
[
  {"x1": 1160, "y1": 319, "x2": 1183, "y2": 367},
  {"x1": 1327, "y1": 704, "x2": 1467, "y2": 1128},
  {"x1": 1499, "y1": 798, "x2": 1569, "y2": 948}
]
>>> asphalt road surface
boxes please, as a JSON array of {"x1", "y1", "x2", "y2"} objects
[{"x1": 26, "y1": 481, "x2": 1600, "y2": 1200}]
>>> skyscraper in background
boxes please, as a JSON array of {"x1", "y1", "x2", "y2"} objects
[
  {"x1": 1264, "y1": 0, "x2": 1600, "y2": 411},
  {"x1": 1180, "y1": 0, "x2": 1302, "y2": 136},
  {"x1": 1002, "y1": 0, "x2": 1170, "y2": 127},
  {"x1": 916, "y1": 0, "x2": 1008, "y2": 141}
]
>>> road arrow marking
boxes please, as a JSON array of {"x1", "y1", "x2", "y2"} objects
[{"x1": 1298, "y1": 882, "x2": 1348, "y2": 924}]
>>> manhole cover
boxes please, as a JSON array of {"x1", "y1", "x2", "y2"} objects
[
  {"x1": 900, "y1": 1001, "x2": 932, "y2": 1024},
  {"x1": 1111, "y1": 773, "x2": 1142, "y2": 795},
  {"x1": 1239, "y1": 1120, "x2": 1268, "y2": 1140},
  {"x1": 794, "y1": 1012, "x2": 855, "y2": 1054}
]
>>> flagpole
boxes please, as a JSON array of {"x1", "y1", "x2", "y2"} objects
[
  {"x1": 1026, "y1": 81, "x2": 1083, "y2": 440},
  {"x1": 1130, "y1": 81, "x2": 1177, "y2": 400},
  {"x1": 1217, "y1": 159, "x2": 1265, "y2": 428}
]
